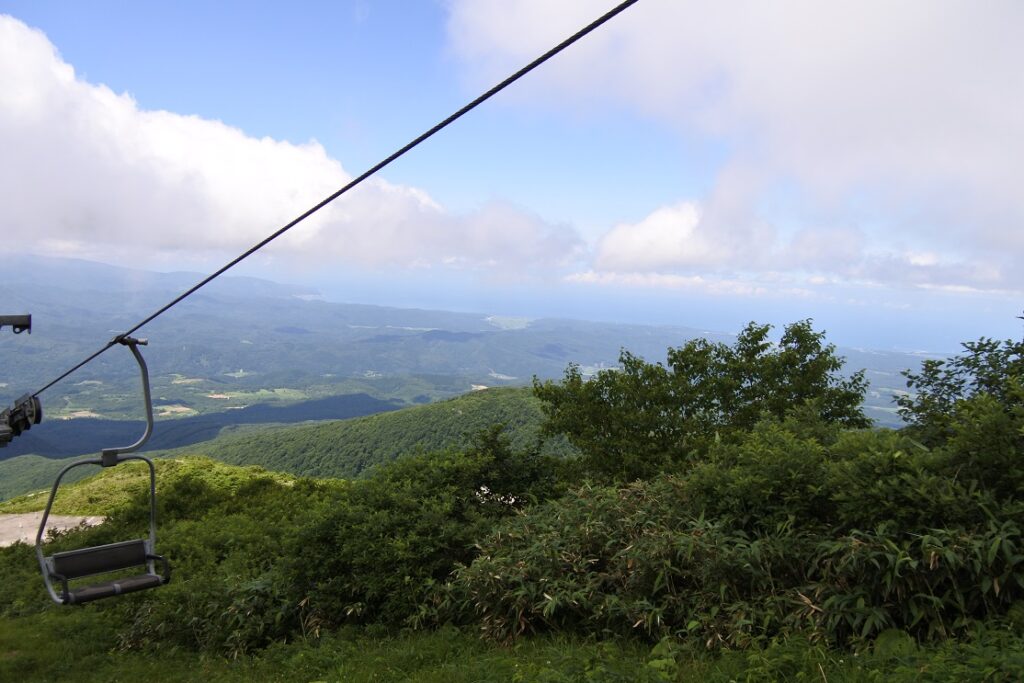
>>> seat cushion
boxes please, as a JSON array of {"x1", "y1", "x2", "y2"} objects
[{"x1": 66, "y1": 573, "x2": 164, "y2": 604}]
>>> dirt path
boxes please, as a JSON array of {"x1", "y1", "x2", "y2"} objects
[{"x1": 0, "y1": 513, "x2": 105, "y2": 547}]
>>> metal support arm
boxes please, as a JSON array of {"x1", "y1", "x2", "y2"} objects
[
  {"x1": 0, "y1": 314, "x2": 31, "y2": 334},
  {"x1": 101, "y1": 336, "x2": 154, "y2": 465}
]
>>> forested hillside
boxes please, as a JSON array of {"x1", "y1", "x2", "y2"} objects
[
  {"x1": 2, "y1": 320, "x2": 1022, "y2": 681},
  {"x1": 191, "y1": 386, "x2": 574, "y2": 478},
  {"x1": 0, "y1": 393, "x2": 403, "y2": 462}
]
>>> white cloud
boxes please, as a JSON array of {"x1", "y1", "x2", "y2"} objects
[
  {"x1": 446, "y1": 0, "x2": 1024, "y2": 293},
  {"x1": 585, "y1": 195, "x2": 1011, "y2": 296},
  {"x1": 565, "y1": 269, "x2": 820, "y2": 299},
  {"x1": 593, "y1": 201, "x2": 774, "y2": 271},
  {"x1": 0, "y1": 15, "x2": 580, "y2": 273},
  {"x1": 595, "y1": 202, "x2": 704, "y2": 270}
]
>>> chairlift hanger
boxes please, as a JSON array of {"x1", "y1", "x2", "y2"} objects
[{"x1": 35, "y1": 336, "x2": 170, "y2": 605}]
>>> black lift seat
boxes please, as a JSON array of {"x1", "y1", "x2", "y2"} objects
[{"x1": 47, "y1": 539, "x2": 169, "y2": 604}]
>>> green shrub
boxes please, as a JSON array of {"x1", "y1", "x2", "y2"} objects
[
  {"x1": 898, "y1": 337, "x2": 1023, "y2": 448},
  {"x1": 446, "y1": 426, "x2": 1024, "y2": 647},
  {"x1": 117, "y1": 567, "x2": 299, "y2": 658},
  {"x1": 808, "y1": 520, "x2": 1024, "y2": 643},
  {"x1": 286, "y1": 428, "x2": 560, "y2": 630},
  {"x1": 940, "y1": 386, "x2": 1024, "y2": 499},
  {"x1": 0, "y1": 541, "x2": 44, "y2": 618},
  {"x1": 107, "y1": 461, "x2": 334, "y2": 656},
  {"x1": 825, "y1": 430, "x2": 996, "y2": 532},
  {"x1": 443, "y1": 477, "x2": 819, "y2": 645},
  {"x1": 687, "y1": 420, "x2": 833, "y2": 531}
]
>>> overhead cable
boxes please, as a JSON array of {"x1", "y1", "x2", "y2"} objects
[{"x1": 31, "y1": 0, "x2": 641, "y2": 398}]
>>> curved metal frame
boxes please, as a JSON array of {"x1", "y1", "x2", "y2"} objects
[{"x1": 35, "y1": 338, "x2": 166, "y2": 605}]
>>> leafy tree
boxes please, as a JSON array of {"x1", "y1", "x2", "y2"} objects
[
  {"x1": 897, "y1": 336, "x2": 1024, "y2": 446},
  {"x1": 896, "y1": 336, "x2": 1024, "y2": 497},
  {"x1": 533, "y1": 320, "x2": 868, "y2": 481}
]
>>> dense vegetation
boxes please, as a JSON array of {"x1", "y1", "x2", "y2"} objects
[{"x1": 1, "y1": 320, "x2": 1022, "y2": 681}]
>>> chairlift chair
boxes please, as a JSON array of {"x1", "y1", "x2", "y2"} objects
[{"x1": 35, "y1": 336, "x2": 170, "y2": 605}]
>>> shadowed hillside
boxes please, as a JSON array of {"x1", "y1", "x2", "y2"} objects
[
  {"x1": 191, "y1": 386, "x2": 575, "y2": 478},
  {"x1": 0, "y1": 393, "x2": 402, "y2": 461},
  {"x1": 0, "y1": 386, "x2": 570, "y2": 501}
]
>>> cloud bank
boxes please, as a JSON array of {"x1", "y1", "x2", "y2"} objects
[
  {"x1": 0, "y1": 15, "x2": 580, "y2": 273},
  {"x1": 447, "y1": 0, "x2": 1024, "y2": 296}
]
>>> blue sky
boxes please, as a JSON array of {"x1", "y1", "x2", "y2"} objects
[{"x1": 1, "y1": 1, "x2": 1021, "y2": 351}]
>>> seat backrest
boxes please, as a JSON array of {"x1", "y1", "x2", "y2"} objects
[{"x1": 50, "y1": 539, "x2": 148, "y2": 579}]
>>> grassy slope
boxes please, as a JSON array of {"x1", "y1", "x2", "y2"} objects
[
  {"x1": 5, "y1": 610, "x2": 1022, "y2": 682},
  {"x1": 0, "y1": 455, "x2": 82, "y2": 504},
  {"x1": 0, "y1": 457, "x2": 297, "y2": 515},
  {"x1": 0, "y1": 615, "x2": 661, "y2": 683}
]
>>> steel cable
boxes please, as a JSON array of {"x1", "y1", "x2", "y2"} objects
[{"x1": 30, "y1": 0, "x2": 640, "y2": 398}]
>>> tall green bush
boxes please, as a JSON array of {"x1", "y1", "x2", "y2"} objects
[
  {"x1": 534, "y1": 320, "x2": 868, "y2": 482},
  {"x1": 286, "y1": 427, "x2": 560, "y2": 630},
  {"x1": 443, "y1": 476, "x2": 817, "y2": 645},
  {"x1": 113, "y1": 470, "x2": 335, "y2": 657},
  {"x1": 897, "y1": 336, "x2": 1023, "y2": 448}
]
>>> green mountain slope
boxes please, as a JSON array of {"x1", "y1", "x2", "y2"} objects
[
  {"x1": 185, "y1": 386, "x2": 573, "y2": 479},
  {"x1": 0, "y1": 455, "x2": 75, "y2": 505},
  {"x1": 0, "y1": 456, "x2": 298, "y2": 516}
]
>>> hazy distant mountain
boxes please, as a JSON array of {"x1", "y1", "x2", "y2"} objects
[
  {"x1": 0, "y1": 255, "x2": 725, "y2": 395},
  {"x1": 0, "y1": 257, "x2": 921, "y2": 448}
]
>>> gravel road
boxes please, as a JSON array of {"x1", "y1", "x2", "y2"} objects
[{"x1": 0, "y1": 513, "x2": 105, "y2": 547}]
